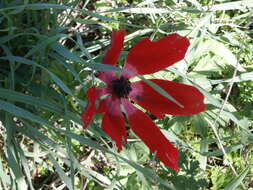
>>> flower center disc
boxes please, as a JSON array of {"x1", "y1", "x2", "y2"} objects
[{"x1": 110, "y1": 76, "x2": 132, "y2": 98}]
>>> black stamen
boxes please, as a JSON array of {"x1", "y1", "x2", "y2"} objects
[{"x1": 110, "y1": 76, "x2": 132, "y2": 98}]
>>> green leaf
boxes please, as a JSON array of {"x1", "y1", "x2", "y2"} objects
[
  {"x1": 202, "y1": 144, "x2": 243, "y2": 157},
  {"x1": 192, "y1": 113, "x2": 208, "y2": 137},
  {"x1": 16, "y1": 146, "x2": 35, "y2": 190},
  {"x1": 4, "y1": 115, "x2": 28, "y2": 189},
  {"x1": 18, "y1": 121, "x2": 112, "y2": 187},
  {"x1": 209, "y1": 71, "x2": 253, "y2": 85},
  {"x1": 209, "y1": 0, "x2": 253, "y2": 11},
  {"x1": 199, "y1": 139, "x2": 208, "y2": 170},
  {"x1": 48, "y1": 154, "x2": 74, "y2": 190},
  {"x1": 51, "y1": 43, "x2": 125, "y2": 72},
  {"x1": 0, "y1": 56, "x2": 74, "y2": 96},
  {"x1": 62, "y1": 130, "x2": 176, "y2": 189},
  {"x1": 222, "y1": 167, "x2": 249, "y2": 190},
  {"x1": 25, "y1": 34, "x2": 67, "y2": 58},
  {"x1": 162, "y1": 129, "x2": 195, "y2": 152},
  {"x1": 0, "y1": 34, "x2": 19, "y2": 44},
  {"x1": 0, "y1": 3, "x2": 69, "y2": 11},
  {"x1": 115, "y1": 7, "x2": 170, "y2": 14},
  {"x1": 48, "y1": 52, "x2": 81, "y2": 82},
  {"x1": 0, "y1": 88, "x2": 83, "y2": 125},
  {"x1": 193, "y1": 39, "x2": 245, "y2": 72}
]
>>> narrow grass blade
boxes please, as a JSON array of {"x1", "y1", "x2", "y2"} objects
[
  {"x1": 0, "y1": 88, "x2": 63, "y2": 113},
  {"x1": 0, "y1": 56, "x2": 74, "y2": 96},
  {"x1": 199, "y1": 140, "x2": 208, "y2": 170},
  {"x1": 202, "y1": 144, "x2": 243, "y2": 157},
  {"x1": 25, "y1": 34, "x2": 67, "y2": 58},
  {"x1": 4, "y1": 115, "x2": 28, "y2": 189},
  {"x1": 17, "y1": 146, "x2": 35, "y2": 190},
  {"x1": 51, "y1": 43, "x2": 125, "y2": 72},
  {"x1": 222, "y1": 167, "x2": 249, "y2": 190},
  {"x1": 209, "y1": 0, "x2": 253, "y2": 11},
  {"x1": 47, "y1": 154, "x2": 74, "y2": 190}
]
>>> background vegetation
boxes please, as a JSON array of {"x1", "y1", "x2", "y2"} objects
[{"x1": 0, "y1": 0, "x2": 253, "y2": 189}]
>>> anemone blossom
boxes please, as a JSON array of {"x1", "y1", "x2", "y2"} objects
[{"x1": 82, "y1": 30, "x2": 205, "y2": 171}]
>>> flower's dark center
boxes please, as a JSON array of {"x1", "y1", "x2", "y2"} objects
[{"x1": 110, "y1": 76, "x2": 132, "y2": 98}]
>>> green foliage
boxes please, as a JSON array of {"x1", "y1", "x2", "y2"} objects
[
  {"x1": 211, "y1": 166, "x2": 234, "y2": 190},
  {"x1": 0, "y1": 0, "x2": 253, "y2": 189}
]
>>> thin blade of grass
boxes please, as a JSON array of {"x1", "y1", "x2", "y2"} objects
[
  {"x1": 47, "y1": 154, "x2": 74, "y2": 190},
  {"x1": 51, "y1": 43, "x2": 126, "y2": 72},
  {"x1": 25, "y1": 34, "x2": 67, "y2": 58},
  {"x1": 4, "y1": 114, "x2": 28, "y2": 189},
  {"x1": 0, "y1": 56, "x2": 74, "y2": 96},
  {"x1": 209, "y1": 0, "x2": 253, "y2": 11},
  {"x1": 222, "y1": 167, "x2": 249, "y2": 190},
  {"x1": 16, "y1": 146, "x2": 35, "y2": 190}
]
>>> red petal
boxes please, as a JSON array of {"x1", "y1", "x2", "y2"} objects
[
  {"x1": 122, "y1": 99, "x2": 179, "y2": 171},
  {"x1": 98, "y1": 30, "x2": 125, "y2": 84},
  {"x1": 82, "y1": 86, "x2": 97, "y2": 128},
  {"x1": 102, "y1": 96, "x2": 127, "y2": 152},
  {"x1": 102, "y1": 29, "x2": 125, "y2": 66},
  {"x1": 123, "y1": 33, "x2": 189, "y2": 78},
  {"x1": 96, "y1": 98, "x2": 107, "y2": 113},
  {"x1": 129, "y1": 79, "x2": 205, "y2": 117},
  {"x1": 82, "y1": 87, "x2": 109, "y2": 128}
]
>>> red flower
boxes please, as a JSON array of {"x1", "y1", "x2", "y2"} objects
[{"x1": 82, "y1": 30, "x2": 205, "y2": 172}]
